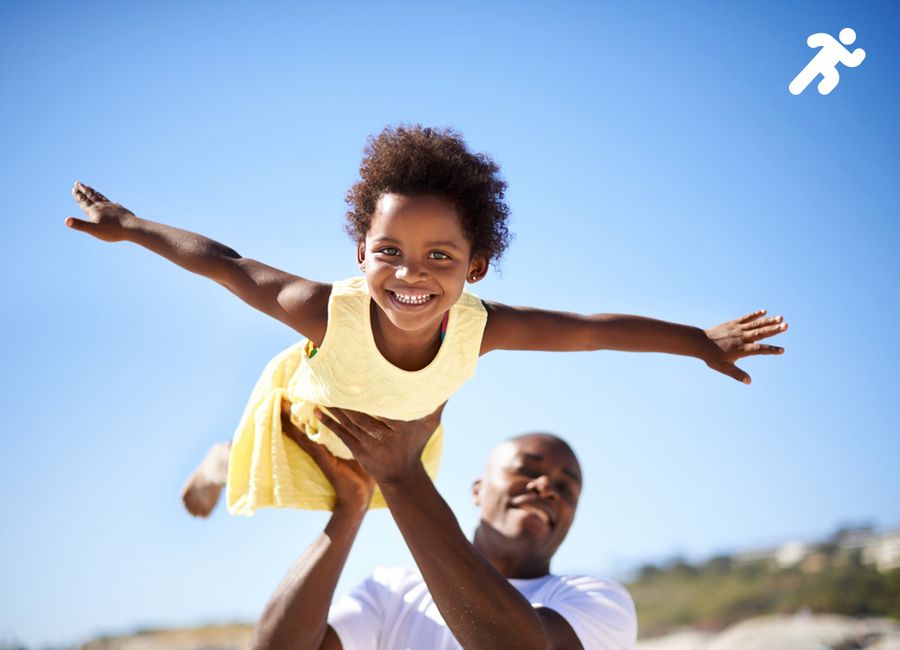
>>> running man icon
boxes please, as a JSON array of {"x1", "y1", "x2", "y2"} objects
[{"x1": 789, "y1": 28, "x2": 866, "y2": 95}]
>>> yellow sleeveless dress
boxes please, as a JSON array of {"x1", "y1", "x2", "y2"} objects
[{"x1": 226, "y1": 277, "x2": 487, "y2": 514}]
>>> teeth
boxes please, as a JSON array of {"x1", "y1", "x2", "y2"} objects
[{"x1": 392, "y1": 292, "x2": 432, "y2": 305}]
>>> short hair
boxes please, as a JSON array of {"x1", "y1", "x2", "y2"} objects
[
  {"x1": 344, "y1": 125, "x2": 512, "y2": 264},
  {"x1": 506, "y1": 432, "x2": 577, "y2": 460}
]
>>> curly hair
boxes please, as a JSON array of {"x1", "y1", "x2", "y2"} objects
[{"x1": 345, "y1": 125, "x2": 512, "y2": 264}]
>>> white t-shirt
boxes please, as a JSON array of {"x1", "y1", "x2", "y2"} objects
[{"x1": 329, "y1": 566, "x2": 637, "y2": 650}]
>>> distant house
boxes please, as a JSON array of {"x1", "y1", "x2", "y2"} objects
[
  {"x1": 732, "y1": 546, "x2": 779, "y2": 567},
  {"x1": 731, "y1": 526, "x2": 900, "y2": 573},
  {"x1": 775, "y1": 541, "x2": 810, "y2": 568},
  {"x1": 732, "y1": 541, "x2": 811, "y2": 569},
  {"x1": 862, "y1": 529, "x2": 900, "y2": 572}
]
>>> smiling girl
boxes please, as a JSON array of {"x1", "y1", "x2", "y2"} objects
[{"x1": 67, "y1": 125, "x2": 787, "y2": 516}]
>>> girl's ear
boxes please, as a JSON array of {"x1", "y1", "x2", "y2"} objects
[
  {"x1": 357, "y1": 241, "x2": 366, "y2": 271},
  {"x1": 466, "y1": 254, "x2": 489, "y2": 284},
  {"x1": 472, "y1": 478, "x2": 483, "y2": 505}
]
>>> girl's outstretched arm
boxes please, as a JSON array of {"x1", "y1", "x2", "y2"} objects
[
  {"x1": 480, "y1": 302, "x2": 787, "y2": 384},
  {"x1": 66, "y1": 181, "x2": 329, "y2": 343}
]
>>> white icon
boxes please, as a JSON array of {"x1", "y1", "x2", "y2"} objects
[{"x1": 789, "y1": 27, "x2": 866, "y2": 95}]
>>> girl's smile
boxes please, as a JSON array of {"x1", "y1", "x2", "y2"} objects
[
  {"x1": 360, "y1": 193, "x2": 486, "y2": 336},
  {"x1": 387, "y1": 290, "x2": 437, "y2": 308}
]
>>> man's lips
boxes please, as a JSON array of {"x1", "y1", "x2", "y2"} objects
[{"x1": 510, "y1": 499, "x2": 557, "y2": 527}]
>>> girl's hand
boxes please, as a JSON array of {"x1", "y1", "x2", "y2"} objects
[
  {"x1": 279, "y1": 400, "x2": 375, "y2": 512},
  {"x1": 66, "y1": 181, "x2": 137, "y2": 242},
  {"x1": 313, "y1": 404, "x2": 445, "y2": 485},
  {"x1": 704, "y1": 309, "x2": 788, "y2": 384}
]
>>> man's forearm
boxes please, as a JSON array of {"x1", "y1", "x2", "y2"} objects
[
  {"x1": 251, "y1": 505, "x2": 366, "y2": 650},
  {"x1": 379, "y1": 468, "x2": 554, "y2": 650}
]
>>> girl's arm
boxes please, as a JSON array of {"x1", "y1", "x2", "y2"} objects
[
  {"x1": 67, "y1": 181, "x2": 329, "y2": 343},
  {"x1": 480, "y1": 301, "x2": 787, "y2": 384}
]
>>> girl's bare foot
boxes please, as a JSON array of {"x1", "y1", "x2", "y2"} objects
[{"x1": 181, "y1": 442, "x2": 231, "y2": 518}]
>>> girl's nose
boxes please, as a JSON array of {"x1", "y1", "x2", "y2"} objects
[{"x1": 396, "y1": 262, "x2": 427, "y2": 282}]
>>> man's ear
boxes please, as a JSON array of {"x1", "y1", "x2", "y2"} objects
[
  {"x1": 472, "y1": 478, "x2": 483, "y2": 505},
  {"x1": 466, "y1": 254, "x2": 489, "y2": 284},
  {"x1": 357, "y1": 241, "x2": 366, "y2": 270}
]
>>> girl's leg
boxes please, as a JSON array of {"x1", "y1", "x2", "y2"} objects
[{"x1": 181, "y1": 441, "x2": 231, "y2": 517}]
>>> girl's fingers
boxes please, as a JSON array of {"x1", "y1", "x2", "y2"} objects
[
  {"x1": 737, "y1": 309, "x2": 767, "y2": 324},
  {"x1": 742, "y1": 315, "x2": 783, "y2": 330},
  {"x1": 72, "y1": 181, "x2": 110, "y2": 207},
  {"x1": 65, "y1": 216, "x2": 93, "y2": 232},
  {"x1": 711, "y1": 361, "x2": 751, "y2": 384},
  {"x1": 73, "y1": 181, "x2": 93, "y2": 202},
  {"x1": 745, "y1": 322, "x2": 789, "y2": 341},
  {"x1": 72, "y1": 187, "x2": 92, "y2": 208},
  {"x1": 742, "y1": 343, "x2": 785, "y2": 356},
  {"x1": 85, "y1": 185, "x2": 110, "y2": 203}
]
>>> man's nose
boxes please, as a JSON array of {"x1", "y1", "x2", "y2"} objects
[{"x1": 528, "y1": 475, "x2": 559, "y2": 501}]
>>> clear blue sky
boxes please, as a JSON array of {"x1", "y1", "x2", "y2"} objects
[{"x1": 2, "y1": 1, "x2": 898, "y2": 646}]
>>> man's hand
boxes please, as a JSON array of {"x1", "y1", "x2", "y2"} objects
[
  {"x1": 253, "y1": 399, "x2": 378, "y2": 650},
  {"x1": 66, "y1": 181, "x2": 138, "y2": 242},
  {"x1": 280, "y1": 400, "x2": 375, "y2": 512},
  {"x1": 704, "y1": 309, "x2": 788, "y2": 384},
  {"x1": 313, "y1": 404, "x2": 445, "y2": 484}
]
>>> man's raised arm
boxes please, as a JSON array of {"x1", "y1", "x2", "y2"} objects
[
  {"x1": 318, "y1": 407, "x2": 584, "y2": 650},
  {"x1": 250, "y1": 405, "x2": 374, "y2": 650}
]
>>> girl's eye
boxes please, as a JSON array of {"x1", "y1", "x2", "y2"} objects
[
  {"x1": 376, "y1": 247, "x2": 400, "y2": 256},
  {"x1": 429, "y1": 251, "x2": 451, "y2": 260}
]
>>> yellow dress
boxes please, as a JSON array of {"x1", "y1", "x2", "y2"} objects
[{"x1": 226, "y1": 277, "x2": 487, "y2": 514}]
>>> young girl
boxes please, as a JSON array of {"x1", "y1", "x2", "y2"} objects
[{"x1": 67, "y1": 125, "x2": 787, "y2": 517}]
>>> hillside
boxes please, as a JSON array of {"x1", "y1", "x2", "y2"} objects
[{"x1": 628, "y1": 557, "x2": 900, "y2": 639}]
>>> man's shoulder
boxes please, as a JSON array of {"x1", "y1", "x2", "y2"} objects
[
  {"x1": 528, "y1": 573, "x2": 633, "y2": 607},
  {"x1": 539, "y1": 574, "x2": 638, "y2": 648},
  {"x1": 552, "y1": 574, "x2": 632, "y2": 596}
]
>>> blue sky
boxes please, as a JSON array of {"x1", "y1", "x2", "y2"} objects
[{"x1": 2, "y1": 1, "x2": 898, "y2": 646}]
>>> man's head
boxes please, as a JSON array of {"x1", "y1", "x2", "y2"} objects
[{"x1": 472, "y1": 433, "x2": 583, "y2": 577}]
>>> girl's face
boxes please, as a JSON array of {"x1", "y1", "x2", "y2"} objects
[{"x1": 358, "y1": 193, "x2": 487, "y2": 334}]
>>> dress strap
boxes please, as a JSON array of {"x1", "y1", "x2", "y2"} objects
[{"x1": 439, "y1": 311, "x2": 450, "y2": 342}]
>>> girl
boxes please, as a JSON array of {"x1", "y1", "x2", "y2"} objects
[{"x1": 67, "y1": 125, "x2": 787, "y2": 516}]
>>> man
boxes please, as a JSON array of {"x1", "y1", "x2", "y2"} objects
[{"x1": 250, "y1": 403, "x2": 637, "y2": 649}]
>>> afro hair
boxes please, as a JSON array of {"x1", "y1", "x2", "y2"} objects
[{"x1": 345, "y1": 125, "x2": 512, "y2": 264}]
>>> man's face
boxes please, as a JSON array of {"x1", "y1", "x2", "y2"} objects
[{"x1": 473, "y1": 434, "x2": 583, "y2": 562}]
